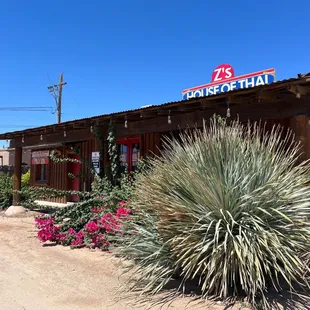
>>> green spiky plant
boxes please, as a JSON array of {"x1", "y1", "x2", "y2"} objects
[{"x1": 118, "y1": 116, "x2": 310, "y2": 308}]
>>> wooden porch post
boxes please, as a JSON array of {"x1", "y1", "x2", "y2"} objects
[
  {"x1": 290, "y1": 115, "x2": 310, "y2": 162},
  {"x1": 13, "y1": 146, "x2": 22, "y2": 205}
]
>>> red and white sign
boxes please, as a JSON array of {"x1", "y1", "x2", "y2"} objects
[
  {"x1": 211, "y1": 64, "x2": 235, "y2": 82},
  {"x1": 32, "y1": 151, "x2": 49, "y2": 165},
  {"x1": 182, "y1": 64, "x2": 276, "y2": 100}
]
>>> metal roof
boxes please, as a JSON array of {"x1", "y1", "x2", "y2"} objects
[{"x1": 1, "y1": 74, "x2": 310, "y2": 140}]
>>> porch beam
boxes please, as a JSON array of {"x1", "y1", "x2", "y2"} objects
[
  {"x1": 287, "y1": 84, "x2": 310, "y2": 98},
  {"x1": 11, "y1": 127, "x2": 96, "y2": 148},
  {"x1": 115, "y1": 96, "x2": 310, "y2": 137}
]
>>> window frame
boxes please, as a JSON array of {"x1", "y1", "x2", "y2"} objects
[
  {"x1": 32, "y1": 150, "x2": 50, "y2": 185},
  {"x1": 34, "y1": 163, "x2": 48, "y2": 184},
  {"x1": 117, "y1": 137, "x2": 140, "y2": 172}
]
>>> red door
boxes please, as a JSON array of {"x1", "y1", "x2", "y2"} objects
[
  {"x1": 69, "y1": 154, "x2": 81, "y2": 202},
  {"x1": 118, "y1": 137, "x2": 140, "y2": 173}
]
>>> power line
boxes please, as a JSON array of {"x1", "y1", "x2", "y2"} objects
[
  {"x1": 0, "y1": 125, "x2": 37, "y2": 128},
  {"x1": 0, "y1": 107, "x2": 55, "y2": 113}
]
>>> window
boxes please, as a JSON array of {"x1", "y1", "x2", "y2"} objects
[
  {"x1": 117, "y1": 137, "x2": 140, "y2": 173},
  {"x1": 35, "y1": 164, "x2": 48, "y2": 182},
  {"x1": 32, "y1": 150, "x2": 49, "y2": 183}
]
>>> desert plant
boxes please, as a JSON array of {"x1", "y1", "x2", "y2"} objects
[{"x1": 118, "y1": 117, "x2": 310, "y2": 308}]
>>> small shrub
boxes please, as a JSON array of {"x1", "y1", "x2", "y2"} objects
[
  {"x1": 0, "y1": 173, "x2": 13, "y2": 209},
  {"x1": 21, "y1": 170, "x2": 30, "y2": 187}
]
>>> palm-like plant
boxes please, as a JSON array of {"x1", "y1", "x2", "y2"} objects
[{"x1": 119, "y1": 117, "x2": 310, "y2": 308}]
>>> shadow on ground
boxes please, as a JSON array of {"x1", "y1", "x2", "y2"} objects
[{"x1": 116, "y1": 275, "x2": 310, "y2": 310}]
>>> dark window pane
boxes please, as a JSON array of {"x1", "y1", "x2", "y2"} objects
[{"x1": 131, "y1": 143, "x2": 140, "y2": 171}]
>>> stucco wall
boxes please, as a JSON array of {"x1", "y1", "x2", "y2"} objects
[{"x1": 0, "y1": 148, "x2": 31, "y2": 166}]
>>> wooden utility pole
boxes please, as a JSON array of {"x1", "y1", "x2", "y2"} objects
[{"x1": 47, "y1": 73, "x2": 67, "y2": 124}]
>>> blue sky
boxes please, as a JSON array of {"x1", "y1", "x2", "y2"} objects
[{"x1": 0, "y1": 0, "x2": 309, "y2": 147}]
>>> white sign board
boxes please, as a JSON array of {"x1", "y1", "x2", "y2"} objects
[{"x1": 91, "y1": 152, "x2": 100, "y2": 174}]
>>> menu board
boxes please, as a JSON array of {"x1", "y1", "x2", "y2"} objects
[{"x1": 32, "y1": 151, "x2": 49, "y2": 165}]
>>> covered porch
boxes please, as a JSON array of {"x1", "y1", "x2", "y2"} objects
[{"x1": 2, "y1": 73, "x2": 310, "y2": 206}]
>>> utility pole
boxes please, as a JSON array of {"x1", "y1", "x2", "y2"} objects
[{"x1": 47, "y1": 73, "x2": 67, "y2": 124}]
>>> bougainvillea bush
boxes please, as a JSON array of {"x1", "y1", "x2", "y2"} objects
[{"x1": 35, "y1": 200, "x2": 131, "y2": 250}]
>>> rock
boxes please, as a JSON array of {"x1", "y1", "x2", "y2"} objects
[{"x1": 5, "y1": 205, "x2": 27, "y2": 217}]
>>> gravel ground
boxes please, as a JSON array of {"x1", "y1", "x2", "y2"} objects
[{"x1": 0, "y1": 214, "x2": 252, "y2": 310}]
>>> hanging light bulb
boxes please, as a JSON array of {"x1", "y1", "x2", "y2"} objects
[
  {"x1": 22, "y1": 135, "x2": 24, "y2": 143},
  {"x1": 124, "y1": 119, "x2": 128, "y2": 128},
  {"x1": 226, "y1": 100, "x2": 231, "y2": 118},
  {"x1": 296, "y1": 86, "x2": 301, "y2": 98},
  {"x1": 64, "y1": 130, "x2": 67, "y2": 137},
  {"x1": 90, "y1": 125, "x2": 93, "y2": 133},
  {"x1": 40, "y1": 134, "x2": 43, "y2": 141},
  {"x1": 168, "y1": 111, "x2": 171, "y2": 124}
]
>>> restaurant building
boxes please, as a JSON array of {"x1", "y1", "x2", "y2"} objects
[{"x1": 1, "y1": 65, "x2": 310, "y2": 205}]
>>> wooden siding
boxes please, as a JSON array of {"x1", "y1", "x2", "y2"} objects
[
  {"x1": 30, "y1": 139, "x2": 98, "y2": 203},
  {"x1": 290, "y1": 115, "x2": 310, "y2": 163},
  {"x1": 78, "y1": 139, "x2": 97, "y2": 192},
  {"x1": 141, "y1": 132, "x2": 162, "y2": 158},
  {"x1": 48, "y1": 146, "x2": 67, "y2": 203}
]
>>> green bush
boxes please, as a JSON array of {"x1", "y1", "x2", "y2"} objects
[
  {"x1": 118, "y1": 117, "x2": 310, "y2": 308},
  {"x1": 21, "y1": 170, "x2": 30, "y2": 187},
  {"x1": 0, "y1": 173, "x2": 13, "y2": 209},
  {"x1": 0, "y1": 170, "x2": 32, "y2": 210}
]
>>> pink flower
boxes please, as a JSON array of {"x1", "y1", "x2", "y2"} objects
[
  {"x1": 55, "y1": 233, "x2": 67, "y2": 242},
  {"x1": 116, "y1": 207, "x2": 130, "y2": 218},
  {"x1": 85, "y1": 221, "x2": 99, "y2": 234},
  {"x1": 99, "y1": 213, "x2": 120, "y2": 233},
  {"x1": 71, "y1": 238, "x2": 84, "y2": 246},
  {"x1": 35, "y1": 217, "x2": 59, "y2": 243},
  {"x1": 67, "y1": 228, "x2": 76, "y2": 235},
  {"x1": 75, "y1": 231, "x2": 85, "y2": 239}
]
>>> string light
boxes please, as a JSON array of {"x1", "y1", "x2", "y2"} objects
[
  {"x1": 64, "y1": 130, "x2": 67, "y2": 137},
  {"x1": 226, "y1": 108, "x2": 231, "y2": 118},
  {"x1": 22, "y1": 135, "x2": 24, "y2": 143},
  {"x1": 124, "y1": 119, "x2": 128, "y2": 128},
  {"x1": 90, "y1": 125, "x2": 93, "y2": 133},
  {"x1": 226, "y1": 101, "x2": 231, "y2": 118},
  {"x1": 40, "y1": 135, "x2": 43, "y2": 141},
  {"x1": 168, "y1": 110, "x2": 171, "y2": 124}
]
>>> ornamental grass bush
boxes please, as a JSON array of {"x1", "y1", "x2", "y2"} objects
[{"x1": 118, "y1": 117, "x2": 310, "y2": 308}]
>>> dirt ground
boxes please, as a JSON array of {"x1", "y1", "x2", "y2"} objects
[{"x1": 0, "y1": 214, "x2": 251, "y2": 310}]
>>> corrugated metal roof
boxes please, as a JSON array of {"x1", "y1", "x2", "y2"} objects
[{"x1": 1, "y1": 74, "x2": 310, "y2": 139}]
